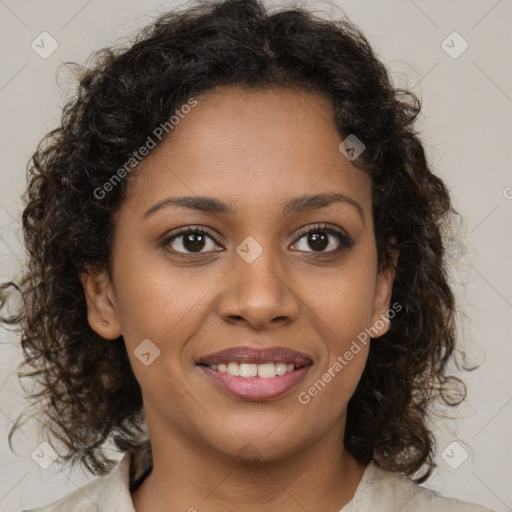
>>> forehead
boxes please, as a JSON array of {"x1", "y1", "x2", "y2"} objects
[{"x1": 122, "y1": 85, "x2": 372, "y2": 218}]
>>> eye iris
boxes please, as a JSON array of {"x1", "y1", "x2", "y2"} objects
[
  {"x1": 308, "y1": 232, "x2": 328, "y2": 251},
  {"x1": 183, "y1": 233, "x2": 206, "y2": 252}
]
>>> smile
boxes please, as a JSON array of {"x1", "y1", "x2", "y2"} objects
[
  {"x1": 197, "y1": 346, "x2": 312, "y2": 401},
  {"x1": 207, "y1": 361, "x2": 295, "y2": 378}
]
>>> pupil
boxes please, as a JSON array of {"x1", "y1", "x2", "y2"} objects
[
  {"x1": 309, "y1": 232, "x2": 328, "y2": 251},
  {"x1": 184, "y1": 233, "x2": 205, "y2": 252}
]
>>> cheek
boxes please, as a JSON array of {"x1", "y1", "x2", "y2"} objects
[
  {"x1": 111, "y1": 240, "x2": 199, "y2": 337},
  {"x1": 307, "y1": 248, "x2": 377, "y2": 387},
  {"x1": 318, "y1": 264, "x2": 377, "y2": 341},
  {"x1": 298, "y1": 269, "x2": 374, "y2": 418}
]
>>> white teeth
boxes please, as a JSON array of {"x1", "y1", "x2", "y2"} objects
[
  {"x1": 227, "y1": 362, "x2": 240, "y2": 376},
  {"x1": 209, "y1": 361, "x2": 296, "y2": 377},
  {"x1": 275, "y1": 363, "x2": 287, "y2": 376},
  {"x1": 239, "y1": 363, "x2": 258, "y2": 377},
  {"x1": 258, "y1": 363, "x2": 277, "y2": 378}
]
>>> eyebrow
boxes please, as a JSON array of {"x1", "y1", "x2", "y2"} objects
[{"x1": 143, "y1": 192, "x2": 364, "y2": 223}]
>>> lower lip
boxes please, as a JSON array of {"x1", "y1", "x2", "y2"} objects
[{"x1": 199, "y1": 365, "x2": 311, "y2": 401}]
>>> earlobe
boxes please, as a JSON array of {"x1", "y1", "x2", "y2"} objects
[
  {"x1": 79, "y1": 266, "x2": 122, "y2": 340},
  {"x1": 371, "y1": 249, "x2": 399, "y2": 338}
]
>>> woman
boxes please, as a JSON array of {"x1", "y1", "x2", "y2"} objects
[{"x1": 2, "y1": 0, "x2": 493, "y2": 510}]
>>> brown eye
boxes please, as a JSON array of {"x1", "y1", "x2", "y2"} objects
[
  {"x1": 292, "y1": 224, "x2": 354, "y2": 255},
  {"x1": 304, "y1": 232, "x2": 329, "y2": 251},
  {"x1": 162, "y1": 228, "x2": 222, "y2": 254},
  {"x1": 178, "y1": 232, "x2": 208, "y2": 252}
]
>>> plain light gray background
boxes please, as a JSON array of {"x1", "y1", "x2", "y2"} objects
[{"x1": 0, "y1": 1, "x2": 511, "y2": 511}]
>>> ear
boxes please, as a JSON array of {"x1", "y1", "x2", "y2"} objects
[
  {"x1": 370, "y1": 248, "x2": 399, "y2": 338},
  {"x1": 79, "y1": 266, "x2": 122, "y2": 340}
]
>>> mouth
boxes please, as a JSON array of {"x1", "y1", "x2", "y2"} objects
[{"x1": 196, "y1": 346, "x2": 312, "y2": 401}]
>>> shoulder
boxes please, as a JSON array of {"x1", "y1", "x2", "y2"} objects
[
  {"x1": 343, "y1": 461, "x2": 495, "y2": 512},
  {"x1": 22, "y1": 453, "x2": 135, "y2": 512}
]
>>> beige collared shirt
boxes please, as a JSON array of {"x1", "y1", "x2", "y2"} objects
[{"x1": 23, "y1": 449, "x2": 494, "y2": 512}]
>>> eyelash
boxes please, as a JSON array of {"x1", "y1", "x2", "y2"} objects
[
  {"x1": 160, "y1": 223, "x2": 354, "y2": 259},
  {"x1": 294, "y1": 224, "x2": 355, "y2": 258}
]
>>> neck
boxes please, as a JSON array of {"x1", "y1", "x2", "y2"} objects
[{"x1": 132, "y1": 418, "x2": 367, "y2": 512}]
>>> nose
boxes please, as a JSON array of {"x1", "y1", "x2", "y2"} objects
[{"x1": 216, "y1": 246, "x2": 301, "y2": 330}]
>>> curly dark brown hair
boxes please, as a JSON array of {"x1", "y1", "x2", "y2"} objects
[{"x1": 2, "y1": 0, "x2": 465, "y2": 483}]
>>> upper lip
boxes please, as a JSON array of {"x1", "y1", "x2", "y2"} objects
[{"x1": 197, "y1": 346, "x2": 312, "y2": 367}]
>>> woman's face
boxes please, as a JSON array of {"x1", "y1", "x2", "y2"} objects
[{"x1": 83, "y1": 85, "x2": 394, "y2": 462}]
